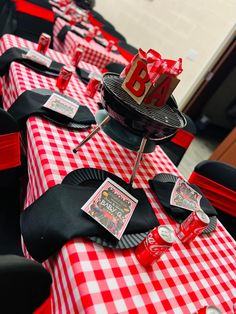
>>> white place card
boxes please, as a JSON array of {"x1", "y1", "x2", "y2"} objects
[
  {"x1": 23, "y1": 50, "x2": 52, "y2": 68},
  {"x1": 170, "y1": 178, "x2": 202, "y2": 212},
  {"x1": 82, "y1": 178, "x2": 138, "y2": 240},
  {"x1": 43, "y1": 93, "x2": 79, "y2": 119}
]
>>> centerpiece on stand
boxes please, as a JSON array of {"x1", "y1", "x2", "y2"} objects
[{"x1": 73, "y1": 48, "x2": 187, "y2": 185}]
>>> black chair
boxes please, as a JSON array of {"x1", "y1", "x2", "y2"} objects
[
  {"x1": 118, "y1": 41, "x2": 138, "y2": 54},
  {"x1": 189, "y1": 160, "x2": 236, "y2": 239},
  {"x1": 117, "y1": 41, "x2": 138, "y2": 61},
  {"x1": 0, "y1": 0, "x2": 54, "y2": 45},
  {"x1": 0, "y1": 109, "x2": 25, "y2": 255},
  {"x1": 0, "y1": 255, "x2": 52, "y2": 314},
  {"x1": 0, "y1": 0, "x2": 16, "y2": 37},
  {"x1": 90, "y1": 9, "x2": 105, "y2": 23},
  {"x1": 160, "y1": 114, "x2": 196, "y2": 166},
  {"x1": 102, "y1": 25, "x2": 126, "y2": 44},
  {"x1": 105, "y1": 62, "x2": 125, "y2": 74},
  {"x1": 102, "y1": 20, "x2": 116, "y2": 30},
  {"x1": 75, "y1": 0, "x2": 96, "y2": 10}
]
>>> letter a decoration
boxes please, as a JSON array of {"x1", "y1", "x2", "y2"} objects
[{"x1": 121, "y1": 49, "x2": 182, "y2": 108}]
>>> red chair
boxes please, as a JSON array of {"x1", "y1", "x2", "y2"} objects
[
  {"x1": 189, "y1": 160, "x2": 236, "y2": 239},
  {"x1": 1, "y1": 0, "x2": 55, "y2": 44}
]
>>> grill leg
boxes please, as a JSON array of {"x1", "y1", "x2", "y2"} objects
[
  {"x1": 129, "y1": 137, "x2": 147, "y2": 186},
  {"x1": 73, "y1": 116, "x2": 111, "y2": 153}
]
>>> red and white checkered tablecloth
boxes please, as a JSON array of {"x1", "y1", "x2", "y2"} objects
[
  {"x1": 25, "y1": 117, "x2": 236, "y2": 314},
  {"x1": 1, "y1": 37, "x2": 235, "y2": 314},
  {"x1": 53, "y1": 18, "x2": 128, "y2": 70},
  {"x1": 0, "y1": 35, "x2": 101, "y2": 111},
  {"x1": 0, "y1": 34, "x2": 72, "y2": 65}
]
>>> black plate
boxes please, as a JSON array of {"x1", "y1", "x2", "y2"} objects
[
  {"x1": 62, "y1": 168, "x2": 150, "y2": 249},
  {"x1": 33, "y1": 88, "x2": 91, "y2": 130},
  {"x1": 75, "y1": 68, "x2": 91, "y2": 85},
  {"x1": 21, "y1": 48, "x2": 61, "y2": 78},
  {"x1": 152, "y1": 173, "x2": 217, "y2": 234},
  {"x1": 43, "y1": 115, "x2": 89, "y2": 130}
]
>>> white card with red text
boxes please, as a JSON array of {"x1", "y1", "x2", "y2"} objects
[
  {"x1": 43, "y1": 93, "x2": 79, "y2": 119},
  {"x1": 81, "y1": 178, "x2": 138, "y2": 240}
]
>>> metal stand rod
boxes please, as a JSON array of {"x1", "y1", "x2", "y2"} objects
[
  {"x1": 129, "y1": 137, "x2": 147, "y2": 186},
  {"x1": 73, "y1": 116, "x2": 111, "y2": 153}
]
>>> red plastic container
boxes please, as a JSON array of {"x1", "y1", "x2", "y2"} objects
[
  {"x1": 85, "y1": 77, "x2": 101, "y2": 98},
  {"x1": 56, "y1": 66, "x2": 73, "y2": 91},
  {"x1": 71, "y1": 48, "x2": 83, "y2": 67},
  {"x1": 176, "y1": 210, "x2": 210, "y2": 244},
  {"x1": 135, "y1": 225, "x2": 175, "y2": 267},
  {"x1": 106, "y1": 40, "x2": 115, "y2": 52},
  {"x1": 37, "y1": 33, "x2": 51, "y2": 54}
]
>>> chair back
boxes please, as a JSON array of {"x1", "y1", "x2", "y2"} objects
[
  {"x1": 0, "y1": 109, "x2": 21, "y2": 172},
  {"x1": 14, "y1": 0, "x2": 54, "y2": 44},
  {"x1": 117, "y1": 41, "x2": 138, "y2": 61},
  {"x1": 0, "y1": 110, "x2": 23, "y2": 255},
  {"x1": 189, "y1": 160, "x2": 236, "y2": 239},
  {"x1": 0, "y1": 255, "x2": 52, "y2": 314},
  {"x1": 105, "y1": 62, "x2": 125, "y2": 74},
  {"x1": 160, "y1": 113, "x2": 196, "y2": 166},
  {"x1": 101, "y1": 26, "x2": 126, "y2": 44}
]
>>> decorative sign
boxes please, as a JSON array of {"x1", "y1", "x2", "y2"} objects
[
  {"x1": 122, "y1": 52, "x2": 180, "y2": 107},
  {"x1": 43, "y1": 93, "x2": 79, "y2": 119},
  {"x1": 170, "y1": 179, "x2": 202, "y2": 211},
  {"x1": 23, "y1": 50, "x2": 52, "y2": 68},
  {"x1": 82, "y1": 178, "x2": 138, "y2": 240}
]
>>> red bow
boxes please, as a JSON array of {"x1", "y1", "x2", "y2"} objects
[{"x1": 121, "y1": 48, "x2": 183, "y2": 84}]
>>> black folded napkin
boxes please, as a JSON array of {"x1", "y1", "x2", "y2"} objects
[
  {"x1": 75, "y1": 68, "x2": 91, "y2": 84},
  {"x1": 76, "y1": 21, "x2": 89, "y2": 31},
  {"x1": 0, "y1": 47, "x2": 64, "y2": 78},
  {"x1": 149, "y1": 173, "x2": 217, "y2": 223},
  {"x1": 57, "y1": 25, "x2": 85, "y2": 43},
  {"x1": 8, "y1": 88, "x2": 95, "y2": 129},
  {"x1": 93, "y1": 37, "x2": 106, "y2": 48},
  {"x1": 20, "y1": 184, "x2": 159, "y2": 262}
]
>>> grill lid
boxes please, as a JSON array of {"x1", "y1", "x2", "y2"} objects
[{"x1": 103, "y1": 74, "x2": 186, "y2": 129}]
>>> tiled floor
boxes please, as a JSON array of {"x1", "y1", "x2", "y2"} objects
[{"x1": 178, "y1": 125, "x2": 229, "y2": 178}]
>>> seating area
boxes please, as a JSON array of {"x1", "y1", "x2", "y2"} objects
[{"x1": 0, "y1": 1, "x2": 235, "y2": 313}]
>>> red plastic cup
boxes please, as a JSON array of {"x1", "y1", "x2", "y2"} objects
[
  {"x1": 93, "y1": 26, "x2": 100, "y2": 37},
  {"x1": 85, "y1": 76, "x2": 101, "y2": 98},
  {"x1": 176, "y1": 210, "x2": 210, "y2": 244},
  {"x1": 56, "y1": 66, "x2": 73, "y2": 91},
  {"x1": 69, "y1": 16, "x2": 77, "y2": 26},
  {"x1": 85, "y1": 31, "x2": 94, "y2": 42},
  {"x1": 135, "y1": 225, "x2": 175, "y2": 267},
  {"x1": 196, "y1": 305, "x2": 222, "y2": 314},
  {"x1": 106, "y1": 40, "x2": 115, "y2": 52},
  {"x1": 37, "y1": 33, "x2": 51, "y2": 54},
  {"x1": 71, "y1": 48, "x2": 83, "y2": 67}
]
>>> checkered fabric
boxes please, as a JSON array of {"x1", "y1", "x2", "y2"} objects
[
  {"x1": 53, "y1": 18, "x2": 128, "y2": 70},
  {"x1": 1, "y1": 36, "x2": 235, "y2": 314},
  {"x1": 0, "y1": 34, "x2": 71, "y2": 65},
  {"x1": 0, "y1": 35, "x2": 101, "y2": 111}
]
